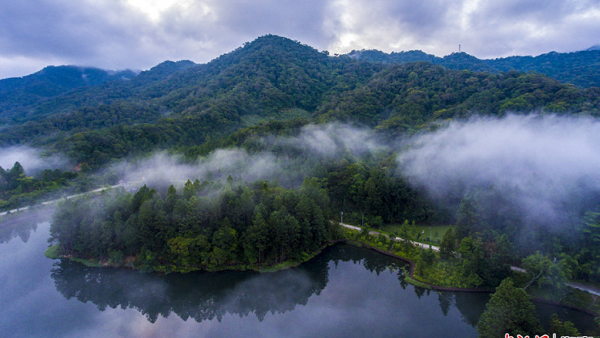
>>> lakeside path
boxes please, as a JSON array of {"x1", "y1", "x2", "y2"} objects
[
  {"x1": 339, "y1": 222, "x2": 440, "y2": 251},
  {"x1": 0, "y1": 184, "x2": 123, "y2": 218},
  {"x1": 341, "y1": 222, "x2": 600, "y2": 299}
]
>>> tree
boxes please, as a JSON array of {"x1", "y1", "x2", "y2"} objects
[
  {"x1": 397, "y1": 220, "x2": 415, "y2": 252},
  {"x1": 439, "y1": 227, "x2": 456, "y2": 259},
  {"x1": 477, "y1": 278, "x2": 542, "y2": 338},
  {"x1": 522, "y1": 252, "x2": 564, "y2": 290},
  {"x1": 548, "y1": 313, "x2": 580, "y2": 336},
  {"x1": 455, "y1": 197, "x2": 478, "y2": 240},
  {"x1": 583, "y1": 211, "x2": 600, "y2": 259}
]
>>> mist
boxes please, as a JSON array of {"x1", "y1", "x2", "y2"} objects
[
  {"x1": 398, "y1": 114, "x2": 600, "y2": 227},
  {"x1": 111, "y1": 123, "x2": 389, "y2": 189},
  {"x1": 0, "y1": 146, "x2": 68, "y2": 175},
  {"x1": 113, "y1": 149, "x2": 281, "y2": 189}
]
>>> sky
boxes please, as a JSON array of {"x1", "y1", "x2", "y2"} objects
[{"x1": 1, "y1": 0, "x2": 600, "y2": 79}]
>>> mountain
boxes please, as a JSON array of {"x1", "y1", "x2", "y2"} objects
[
  {"x1": 349, "y1": 49, "x2": 600, "y2": 88},
  {"x1": 1, "y1": 35, "x2": 599, "y2": 168},
  {"x1": 0, "y1": 65, "x2": 136, "y2": 94},
  {"x1": 0, "y1": 66, "x2": 138, "y2": 123}
]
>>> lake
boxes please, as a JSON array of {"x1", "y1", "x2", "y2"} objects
[{"x1": 0, "y1": 207, "x2": 596, "y2": 337}]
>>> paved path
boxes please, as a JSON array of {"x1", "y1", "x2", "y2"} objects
[
  {"x1": 566, "y1": 282, "x2": 600, "y2": 296},
  {"x1": 0, "y1": 184, "x2": 123, "y2": 217},
  {"x1": 339, "y1": 222, "x2": 439, "y2": 251},
  {"x1": 341, "y1": 222, "x2": 600, "y2": 297}
]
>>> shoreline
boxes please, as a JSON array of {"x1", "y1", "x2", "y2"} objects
[
  {"x1": 44, "y1": 240, "x2": 341, "y2": 274},
  {"x1": 339, "y1": 239, "x2": 600, "y2": 318},
  {"x1": 45, "y1": 237, "x2": 600, "y2": 318}
]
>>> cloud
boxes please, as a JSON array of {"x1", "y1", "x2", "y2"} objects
[
  {"x1": 398, "y1": 114, "x2": 600, "y2": 226},
  {"x1": 111, "y1": 123, "x2": 386, "y2": 189},
  {"x1": 286, "y1": 123, "x2": 386, "y2": 157},
  {"x1": 114, "y1": 149, "x2": 281, "y2": 188},
  {"x1": 3, "y1": 0, "x2": 600, "y2": 79},
  {"x1": 0, "y1": 146, "x2": 68, "y2": 174},
  {"x1": 0, "y1": 0, "x2": 331, "y2": 79}
]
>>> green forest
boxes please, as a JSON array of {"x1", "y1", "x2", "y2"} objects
[
  {"x1": 3, "y1": 34, "x2": 600, "y2": 334},
  {"x1": 49, "y1": 178, "x2": 341, "y2": 273}
]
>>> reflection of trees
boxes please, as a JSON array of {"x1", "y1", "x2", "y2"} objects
[
  {"x1": 50, "y1": 242, "x2": 491, "y2": 325},
  {"x1": 51, "y1": 249, "x2": 333, "y2": 323},
  {"x1": 453, "y1": 292, "x2": 490, "y2": 326},
  {"x1": 0, "y1": 220, "x2": 37, "y2": 244},
  {"x1": 0, "y1": 209, "x2": 51, "y2": 244}
]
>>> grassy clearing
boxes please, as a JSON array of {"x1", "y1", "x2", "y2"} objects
[
  {"x1": 70, "y1": 257, "x2": 104, "y2": 268},
  {"x1": 45, "y1": 245, "x2": 104, "y2": 267},
  {"x1": 259, "y1": 242, "x2": 336, "y2": 273},
  {"x1": 381, "y1": 224, "x2": 451, "y2": 246},
  {"x1": 405, "y1": 276, "x2": 433, "y2": 289},
  {"x1": 44, "y1": 244, "x2": 60, "y2": 259}
]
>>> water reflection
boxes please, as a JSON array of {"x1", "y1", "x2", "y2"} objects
[
  {"x1": 2, "y1": 215, "x2": 597, "y2": 338},
  {"x1": 0, "y1": 206, "x2": 52, "y2": 244},
  {"x1": 51, "y1": 256, "x2": 330, "y2": 323},
  {"x1": 50, "y1": 244, "x2": 426, "y2": 325}
]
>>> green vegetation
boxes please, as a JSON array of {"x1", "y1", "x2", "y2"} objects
[
  {"x1": 2, "y1": 36, "x2": 600, "y2": 170},
  {"x1": 353, "y1": 48, "x2": 600, "y2": 88},
  {"x1": 477, "y1": 278, "x2": 542, "y2": 338},
  {"x1": 381, "y1": 224, "x2": 451, "y2": 245},
  {"x1": 44, "y1": 244, "x2": 60, "y2": 259},
  {"x1": 0, "y1": 162, "x2": 78, "y2": 212},
  {"x1": 6, "y1": 34, "x2": 600, "y2": 334},
  {"x1": 0, "y1": 160, "x2": 121, "y2": 212},
  {"x1": 343, "y1": 224, "x2": 512, "y2": 289},
  {"x1": 404, "y1": 276, "x2": 432, "y2": 289},
  {"x1": 49, "y1": 178, "x2": 343, "y2": 273}
]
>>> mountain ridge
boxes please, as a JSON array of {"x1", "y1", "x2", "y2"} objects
[
  {"x1": 1, "y1": 35, "x2": 599, "y2": 167},
  {"x1": 348, "y1": 48, "x2": 600, "y2": 88}
]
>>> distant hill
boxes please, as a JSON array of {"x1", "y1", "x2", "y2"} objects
[
  {"x1": 1, "y1": 35, "x2": 599, "y2": 168},
  {"x1": 0, "y1": 66, "x2": 137, "y2": 122},
  {"x1": 0, "y1": 61, "x2": 199, "y2": 124},
  {"x1": 349, "y1": 49, "x2": 600, "y2": 88}
]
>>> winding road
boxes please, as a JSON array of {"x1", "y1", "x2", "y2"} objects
[{"x1": 0, "y1": 184, "x2": 123, "y2": 218}]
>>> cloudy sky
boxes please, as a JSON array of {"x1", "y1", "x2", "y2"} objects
[{"x1": 2, "y1": 0, "x2": 600, "y2": 79}]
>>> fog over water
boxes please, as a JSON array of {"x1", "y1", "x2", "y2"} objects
[{"x1": 398, "y1": 114, "x2": 600, "y2": 227}]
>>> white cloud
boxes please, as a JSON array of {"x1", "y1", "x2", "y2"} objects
[
  {"x1": 2, "y1": 0, "x2": 600, "y2": 79},
  {"x1": 398, "y1": 114, "x2": 600, "y2": 226}
]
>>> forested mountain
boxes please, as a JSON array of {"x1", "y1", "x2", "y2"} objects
[
  {"x1": 0, "y1": 34, "x2": 592, "y2": 298},
  {"x1": 0, "y1": 66, "x2": 138, "y2": 124},
  {"x1": 2, "y1": 35, "x2": 599, "y2": 169},
  {"x1": 350, "y1": 48, "x2": 600, "y2": 88}
]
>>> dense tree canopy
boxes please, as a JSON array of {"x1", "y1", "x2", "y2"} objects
[
  {"x1": 477, "y1": 278, "x2": 542, "y2": 338},
  {"x1": 49, "y1": 178, "x2": 342, "y2": 273}
]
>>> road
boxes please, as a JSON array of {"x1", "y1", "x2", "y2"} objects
[
  {"x1": 0, "y1": 184, "x2": 123, "y2": 217},
  {"x1": 341, "y1": 222, "x2": 600, "y2": 297},
  {"x1": 339, "y1": 222, "x2": 440, "y2": 251}
]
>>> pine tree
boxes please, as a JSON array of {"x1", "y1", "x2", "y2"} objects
[
  {"x1": 477, "y1": 278, "x2": 542, "y2": 338},
  {"x1": 439, "y1": 227, "x2": 456, "y2": 259}
]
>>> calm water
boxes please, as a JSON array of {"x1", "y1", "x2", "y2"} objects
[{"x1": 0, "y1": 208, "x2": 596, "y2": 338}]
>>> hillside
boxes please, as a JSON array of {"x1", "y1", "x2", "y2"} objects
[
  {"x1": 350, "y1": 49, "x2": 600, "y2": 88},
  {"x1": 1, "y1": 35, "x2": 599, "y2": 168},
  {"x1": 4, "y1": 36, "x2": 600, "y2": 300},
  {"x1": 0, "y1": 66, "x2": 138, "y2": 124}
]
